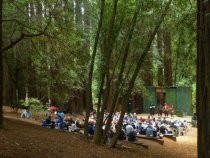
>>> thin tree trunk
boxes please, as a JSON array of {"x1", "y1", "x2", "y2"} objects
[
  {"x1": 102, "y1": 0, "x2": 141, "y2": 143},
  {"x1": 75, "y1": 0, "x2": 82, "y2": 27},
  {"x1": 110, "y1": 0, "x2": 172, "y2": 147},
  {"x1": 84, "y1": 0, "x2": 105, "y2": 139},
  {"x1": 157, "y1": 29, "x2": 163, "y2": 86},
  {"x1": 93, "y1": 0, "x2": 119, "y2": 145},
  {"x1": 0, "y1": 0, "x2": 3, "y2": 127}
]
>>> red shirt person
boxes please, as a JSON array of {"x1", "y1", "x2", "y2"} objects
[{"x1": 163, "y1": 103, "x2": 169, "y2": 117}]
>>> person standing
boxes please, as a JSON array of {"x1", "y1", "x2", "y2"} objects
[
  {"x1": 157, "y1": 104, "x2": 163, "y2": 117},
  {"x1": 163, "y1": 103, "x2": 169, "y2": 117},
  {"x1": 149, "y1": 103, "x2": 155, "y2": 117},
  {"x1": 168, "y1": 103, "x2": 174, "y2": 117}
]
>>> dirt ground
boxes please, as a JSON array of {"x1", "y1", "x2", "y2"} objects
[{"x1": 0, "y1": 107, "x2": 197, "y2": 158}]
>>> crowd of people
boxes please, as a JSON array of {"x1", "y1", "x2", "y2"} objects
[
  {"x1": 41, "y1": 111, "x2": 84, "y2": 132},
  {"x1": 41, "y1": 106, "x2": 190, "y2": 143}
]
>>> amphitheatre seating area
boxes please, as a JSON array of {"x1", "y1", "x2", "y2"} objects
[{"x1": 40, "y1": 111, "x2": 192, "y2": 148}]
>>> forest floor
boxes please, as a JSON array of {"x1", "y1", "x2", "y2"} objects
[{"x1": 0, "y1": 106, "x2": 197, "y2": 158}]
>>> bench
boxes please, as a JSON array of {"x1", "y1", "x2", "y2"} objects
[
  {"x1": 164, "y1": 134, "x2": 177, "y2": 141},
  {"x1": 136, "y1": 134, "x2": 164, "y2": 145}
]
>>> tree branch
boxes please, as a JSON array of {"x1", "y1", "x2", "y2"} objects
[
  {"x1": 2, "y1": 18, "x2": 45, "y2": 33},
  {"x1": 2, "y1": 18, "x2": 51, "y2": 51}
]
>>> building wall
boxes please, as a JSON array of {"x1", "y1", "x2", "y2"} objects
[
  {"x1": 143, "y1": 87, "x2": 157, "y2": 113},
  {"x1": 142, "y1": 86, "x2": 192, "y2": 115},
  {"x1": 165, "y1": 87, "x2": 192, "y2": 115}
]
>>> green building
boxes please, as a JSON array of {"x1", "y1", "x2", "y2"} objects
[{"x1": 142, "y1": 86, "x2": 192, "y2": 115}]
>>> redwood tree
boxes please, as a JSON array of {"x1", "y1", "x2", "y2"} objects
[
  {"x1": 0, "y1": 0, "x2": 3, "y2": 126},
  {"x1": 197, "y1": 0, "x2": 210, "y2": 157},
  {"x1": 163, "y1": 29, "x2": 173, "y2": 87}
]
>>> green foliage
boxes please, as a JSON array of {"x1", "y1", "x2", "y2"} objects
[
  {"x1": 20, "y1": 98, "x2": 45, "y2": 113},
  {"x1": 191, "y1": 83, "x2": 196, "y2": 113},
  {"x1": 2, "y1": 0, "x2": 196, "y2": 114}
]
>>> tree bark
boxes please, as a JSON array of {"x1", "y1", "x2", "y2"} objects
[
  {"x1": 0, "y1": 0, "x2": 3, "y2": 126},
  {"x1": 102, "y1": 0, "x2": 141, "y2": 143},
  {"x1": 93, "y1": 0, "x2": 118, "y2": 144},
  {"x1": 142, "y1": 52, "x2": 153, "y2": 86},
  {"x1": 197, "y1": 0, "x2": 210, "y2": 157},
  {"x1": 157, "y1": 29, "x2": 163, "y2": 86},
  {"x1": 75, "y1": 0, "x2": 82, "y2": 27},
  {"x1": 84, "y1": 0, "x2": 105, "y2": 140},
  {"x1": 110, "y1": 0, "x2": 172, "y2": 147},
  {"x1": 163, "y1": 29, "x2": 173, "y2": 87}
]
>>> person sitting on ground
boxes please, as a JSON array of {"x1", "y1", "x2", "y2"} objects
[
  {"x1": 57, "y1": 111, "x2": 65, "y2": 119},
  {"x1": 57, "y1": 116, "x2": 67, "y2": 130},
  {"x1": 125, "y1": 124, "x2": 134, "y2": 135},
  {"x1": 22, "y1": 109, "x2": 32, "y2": 119},
  {"x1": 118, "y1": 129, "x2": 126, "y2": 141},
  {"x1": 21, "y1": 109, "x2": 27, "y2": 118},
  {"x1": 42, "y1": 116, "x2": 51, "y2": 127},
  {"x1": 128, "y1": 130, "x2": 137, "y2": 142},
  {"x1": 75, "y1": 119, "x2": 82, "y2": 128},
  {"x1": 64, "y1": 116, "x2": 74, "y2": 127},
  {"x1": 88, "y1": 121, "x2": 94, "y2": 135},
  {"x1": 139, "y1": 121, "x2": 148, "y2": 135},
  {"x1": 153, "y1": 122, "x2": 160, "y2": 137},
  {"x1": 54, "y1": 116, "x2": 60, "y2": 127},
  {"x1": 146, "y1": 123, "x2": 154, "y2": 137},
  {"x1": 50, "y1": 121, "x2": 55, "y2": 129},
  {"x1": 159, "y1": 124, "x2": 169, "y2": 134},
  {"x1": 71, "y1": 122, "x2": 78, "y2": 132}
]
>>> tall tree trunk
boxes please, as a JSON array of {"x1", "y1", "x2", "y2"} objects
[
  {"x1": 110, "y1": 0, "x2": 172, "y2": 147},
  {"x1": 197, "y1": 0, "x2": 210, "y2": 157},
  {"x1": 93, "y1": 0, "x2": 118, "y2": 144},
  {"x1": 102, "y1": 0, "x2": 141, "y2": 143},
  {"x1": 83, "y1": 0, "x2": 105, "y2": 139},
  {"x1": 83, "y1": 0, "x2": 92, "y2": 110},
  {"x1": 163, "y1": 30, "x2": 173, "y2": 87},
  {"x1": 75, "y1": 0, "x2": 82, "y2": 28},
  {"x1": 0, "y1": 0, "x2": 3, "y2": 126},
  {"x1": 174, "y1": 35, "x2": 181, "y2": 86},
  {"x1": 142, "y1": 52, "x2": 153, "y2": 86},
  {"x1": 157, "y1": 29, "x2": 163, "y2": 86}
]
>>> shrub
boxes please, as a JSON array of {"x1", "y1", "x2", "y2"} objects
[{"x1": 20, "y1": 98, "x2": 45, "y2": 113}]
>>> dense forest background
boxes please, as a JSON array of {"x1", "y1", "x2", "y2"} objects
[
  {"x1": 0, "y1": 0, "x2": 197, "y2": 147},
  {"x1": 1, "y1": 1, "x2": 210, "y2": 157},
  {"x1": 1, "y1": 0, "x2": 196, "y2": 111}
]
